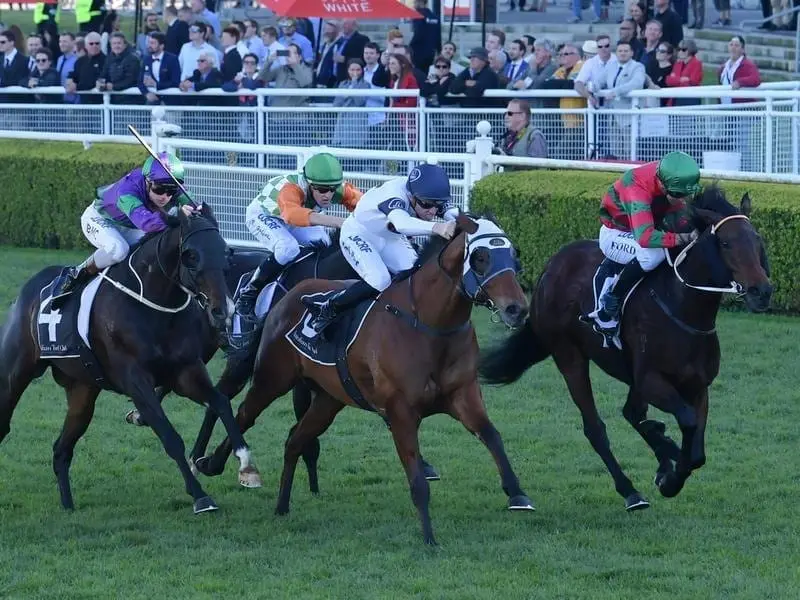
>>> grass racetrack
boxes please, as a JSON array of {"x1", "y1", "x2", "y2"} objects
[{"x1": 0, "y1": 246, "x2": 798, "y2": 599}]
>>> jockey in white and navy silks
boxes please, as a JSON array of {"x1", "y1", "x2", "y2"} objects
[
  {"x1": 51, "y1": 151, "x2": 198, "y2": 301},
  {"x1": 304, "y1": 163, "x2": 459, "y2": 334}
]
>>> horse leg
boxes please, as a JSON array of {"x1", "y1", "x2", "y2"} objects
[
  {"x1": 553, "y1": 346, "x2": 647, "y2": 511},
  {"x1": 276, "y1": 391, "x2": 343, "y2": 515},
  {"x1": 292, "y1": 382, "x2": 322, "y2": 494},
  {"x1": 622, "y1": 388, "x2": 681, "y2": 480},
  {"x1": 51, "y1": 380, "x2": 100, "y2": 510},
  {"x1": 195, "y1": 365, "x2": 294, "y2": 478},
  {"x1": 0, "y1": 332, "x2": 44, "y2": 445},
  {"x1": 638, "y1": 371, "x2": 699, "y2": 498},
  {"x1": 386, "y1": 402, "x2": 437, "y2": 546},
  {"x1": 189, "y1": 348, "x2": 258, "y2": 468},
  {"x1": 127, "y1": 376, "x2": 218, "y2": 514},
  {"x1": 124, "y1": 386, "x2": 167, "y2": 427},
  {"x1": 172, "y1": 361, "x2": 262, "y2": 489},
  {"x1": 446, "y1": 379, "x2": 534, "y2": 511},
  {"x1": 690, "y1": 389, "x2": 708, "y2": 471}
]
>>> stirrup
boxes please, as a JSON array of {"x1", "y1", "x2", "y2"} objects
[{"x1": 591, "y1": 322, "x2": 622, "y2": 350}]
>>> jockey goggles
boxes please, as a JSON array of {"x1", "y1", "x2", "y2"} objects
[
  {"x1": 310, "y1": 183, "x2": 337, "y2": 194},
  {"x1": 150, "y1": 182, "x2": 180, "y2": 196},
  {"x1": 415, "y1": 198, "x2": 438, "y2": 210}
]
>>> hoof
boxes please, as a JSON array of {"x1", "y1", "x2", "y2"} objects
[
  {"x1": 423, "y1": 535, "x2": 439, "y2": 546},
  {"x1": 238, "y1": 466, "x2": 263, "y2": 489},
  {"x1": 624, "y1": 492, "x2": 650, "y2": 511},
  {"x1": 508, "y1": 494, "x2": 535, "y2": 511},
  {"x1": 422, "y1": 463, "x2": 441, "y2": 481},
  {"x1": 194, "y1": 456, "x2": 222, "y2": 477},
  {"x1": 275, "y1": 504, "x2": 290, "y2": 516},
  {"x1": 657, "y1": 472, "x2": 684, "y2": 498},
  {"x1": 193, "y1": 496, "x2": 219, "y2": 514},
  {"x1": 124, "y1": 409, "x2": 147, "y2": 427}
]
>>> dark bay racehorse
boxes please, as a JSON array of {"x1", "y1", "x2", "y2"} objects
[
  {"x1": 192, "y1": 213, "x2": 535, "y2": 545},
  {"x1": 480, "y1": 187, "x2": 772, "y2": 510},
  {"x1": 0, "y1": 207, "x2": 253, "y2": 514}
]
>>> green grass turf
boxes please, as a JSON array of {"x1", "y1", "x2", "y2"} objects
[{"x1": 0, "y1": 245, "x2": 798, "y2": 599}]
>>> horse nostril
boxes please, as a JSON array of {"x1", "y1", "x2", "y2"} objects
[{"x1": 505, "y1": 304, "x2": 520, "y2": 316}]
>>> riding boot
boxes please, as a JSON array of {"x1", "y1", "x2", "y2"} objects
[
  {"x1": 598, "y1": 258, "x2": 647, "y2": 327},
  {"x1": 235, "y1": 254, "x2": 284, "y2": 321},
  {"x1": 305, "y1": 280, "x2": 379, "y2": 334},
  {"x1": 51, "y1": 255, "x2": 100, "y2": 302}
]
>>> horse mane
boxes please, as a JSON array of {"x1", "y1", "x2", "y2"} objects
[
  {"x1": 304, "y1": 229, "x2": 341, "y2": 258},
  {"x1": 691, "y1": 184, "x2": 738, "y2": 230},
  {"x1": 414, "y1": 210, "x2": 496, "y2": 267}
]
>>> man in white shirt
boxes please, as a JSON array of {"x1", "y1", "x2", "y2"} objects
[
  {"x1": 362, "y1": 42, "x2": 387, "y2": 133},
  {"x1": 575, "y1": 34, "x2": 617, "y2": 105},
  {"x1": 260, "y1": 26, "x2": 286, "y2": 71},
  {"x1": 178, "y1": 22, "x2": 220, "y2": 80},
  {"x1": 597, "y1": 41, "x2": 645, "y2": 159}
]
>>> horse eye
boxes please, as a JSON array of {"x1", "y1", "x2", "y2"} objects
[
  {"x1": 182, "y1": 250, "x2": 199, "y2": 268},
  {"x1": 719, "y1": 240, "x2": 730, "y2": 249}
]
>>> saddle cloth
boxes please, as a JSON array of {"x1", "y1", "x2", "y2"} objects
[
  {"x1": 286, "y1": 290, "x2": 375, "y2": 367},
  {"x1": 37, "y1": 272, "x2": 104, "y2": 359}
]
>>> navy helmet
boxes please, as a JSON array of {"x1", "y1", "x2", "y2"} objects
[{"x1": 406, "y1": 164, "x2": 451, "y2": 205}]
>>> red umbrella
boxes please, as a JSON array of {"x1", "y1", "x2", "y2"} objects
[{"x1": 260, "y1": 0, "x2": 423, "y2": 19}]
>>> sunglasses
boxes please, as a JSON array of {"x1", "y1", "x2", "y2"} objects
[
  {"x1": 86, "y1": 41, "x2": 100, "y2": 46},
  {"x1": 657, "y1": 48, "x2": 669, "y2": 53},
  {"x1": 190, "y1": 27, "x2": 201, "y2": 33},
  {"x1": 310, "y1": 184, "x2": 337, "y2": 194},
  {"x1": 678, "y1": 46, "x2": 688, "y2": 51},
  {"x1": 560, "y1": 51, "x2": 576, "y2": 56},
  {"x1": 435, "y1": 64, "x2": 449, "y2": 69},
  {"x1": 36, "y1": 58, "x2": 49, "y2": 63},
  {"x1": 151, "y1": 183, "x2": 179, "y2": 195},
  {"x1": 506, "y1": 110, "x2": 524, "y2": 116},
  {"x1": 416, "y1": 198, "x2": 437, "y2": 210},
  {"x1": 597, "y1": 43, "x2": 610, "y2": 49}
]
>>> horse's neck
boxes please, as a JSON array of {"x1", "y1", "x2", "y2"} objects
[
  {"x1": 126, "y1": 230, "x2": 184, "y2": 301},
  {"x1": 660, "y1": 250, "x2": 722, "y2": 329},
  {"x1": 412, "y1": 238, "x2": 471, "y2": 330}
]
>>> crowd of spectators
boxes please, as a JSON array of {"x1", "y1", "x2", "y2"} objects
[{"x1": 0, "y1": 0, "x2": 767, "y2": 164}]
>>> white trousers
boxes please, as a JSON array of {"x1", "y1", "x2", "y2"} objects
[
  {"x1": 245, "y1": 201, "x2": 331, "y2": 265},
  {"x1": 81, "y1": 205, "x2": 146, "y2": 269},
  {"x1": 340, "y1": 218, "x2": 417, "y2": 291},
  {"x1": 598, "y1": 225, "x2": 666, "y2": 272}
]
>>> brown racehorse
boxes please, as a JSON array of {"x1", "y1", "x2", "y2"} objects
[
  {"x1": 194, "y1": 213, "x2": 535, "y2": 545},
  {"x1": 480, "y1": 186, "x2": 772, "y2": 510}
]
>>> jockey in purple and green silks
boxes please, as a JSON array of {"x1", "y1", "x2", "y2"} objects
[{"x1": 51, "y1": 151, "x2": 198, "y2": 300}]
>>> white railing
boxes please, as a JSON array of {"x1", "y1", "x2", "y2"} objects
[{"x1": 2, "y1": 83, "x2": 800, "y2": 176}]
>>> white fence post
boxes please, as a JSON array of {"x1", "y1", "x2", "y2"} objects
[
  {"x1": 765, "y1": 97, "x2": 774, "y2": 174},
  {"x1": 102, "y1": 93, "x2": 111, "y2": 135},
  {"x1": 256, "y1": 94, "x2": 265, "y2": 170},
  {"x1": 793, "y1": 96, "x2": 799, "y2": 175},
  {"x1": 468, "y1": 120, "x2": 494, "y2": 190},
  {"x1": 630, "y1": 97, "x2": 640, "y2": 162},
  {"x1": 418, "y1": 96, "x2": 427, "y2": 153}
]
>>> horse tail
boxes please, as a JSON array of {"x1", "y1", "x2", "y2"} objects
[{"x1": 479, "y1": 320, "x2": 549, "y2": 385}]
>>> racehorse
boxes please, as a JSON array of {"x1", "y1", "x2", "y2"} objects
[
  {"x1": 0, "y1": 207, "x2": 254, "y2": 514},
  {"x1": 480, "y1": 186, "x2": 772, "y2": 510},
  {"x1": 192, "y1": 213, "x2": 535, "y2": 545}
]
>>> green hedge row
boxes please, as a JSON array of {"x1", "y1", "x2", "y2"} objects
[
  {"x1": 471, "y1": 170, "x2": 800, "y2": 313},
  {"x1": 0, "y1": 141, "x2": 146, "y2": 249}
]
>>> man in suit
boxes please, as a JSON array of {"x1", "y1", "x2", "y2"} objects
[
  {"x1": 0, "y1": 29, "x2": 30, "y2": 103},
  {"x1": 139, "y1": 32, "x2": 181, "y2": 105},
  {"x1": 164, "y1": 6, "x2": 189, "y2": 56},
  {"x1": 26, "y1": 35, "x2": 44, "y2": 75},
  {"x1": 220, "y1": 27, "x2": 242, "y2": 85},
  {"x1": 504, "y1": 39, "x2": 530, "y2": 89},
  {"x1": 333, "y1": 19, "x2": 368, "y2": 82},
  {"x1": 598, "y1": 41, "x2": 645, "y2": 160},
  {"x1": 314, "y1": 20, "x2": 340, "y2": 88}
]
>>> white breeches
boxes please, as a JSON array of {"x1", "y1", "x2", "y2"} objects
[
  {"x1": 598, "y1": 225, "x2": 666, "y2": 272},
  {"x1": 340, "y1": 217, "x2": 418, "y2": 291},
  {"x1": 245, "y1": 201, "x2": 331, "y2": 265},
  {"x1": 81, "y1": 205, "x2": 146, "y2": 269}
]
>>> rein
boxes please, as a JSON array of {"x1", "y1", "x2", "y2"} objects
[
  {"x1": 100, "y1": 222, "x2": 218, "y2": 314},
  {"x1": 666, "y1": 214, "x2": 749, "y2": 295}
]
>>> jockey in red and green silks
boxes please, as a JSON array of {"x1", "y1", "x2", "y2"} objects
[
  {"x1": 51, "y1": 152, "x2": 197, "y2": 299},
  {"x1": 591, "y1": 151, "x2": 702, "y2": 336}
]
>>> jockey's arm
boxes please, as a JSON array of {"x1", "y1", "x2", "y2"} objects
[
  {"x1": 386, "y1": 208, "x2": 437, "y2": 236},
  {"x1": 278, "y1": 184, "x2": 345, "y2": 229},
  {"x1": 341, "y1": 182, "x2": 363, "y2": 213},
  {"x1": 624, "y1": 187, "x2": 679, "y2": 248},
  {"x1": 117, "y1": 193, "x2": 167, "y2": 233},
  {"x1": 442, "y1": 206, "x2": 459, "y2": 221}
]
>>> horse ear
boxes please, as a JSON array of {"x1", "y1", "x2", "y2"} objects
[
  {"x1": 740, "y1": 192, "x2": 752, "y2": 217},
  {"x1": 694, "y1": 207, "x2": 721, "y2": 226},
  {"x1": 455, "y1": 213, "x2": 478, "y2": 234}
]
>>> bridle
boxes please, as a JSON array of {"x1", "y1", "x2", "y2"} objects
[
  {"x1": 98, "y1": 220, "x2": 220, "y2": 313},
  {"x1": 666, "y1": 214, "x2": 750, "y2": 295}
]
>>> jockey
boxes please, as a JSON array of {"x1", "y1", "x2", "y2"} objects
[
  {"x1": 51, "y1": 151, "x2": 196, "y2": 301},
  {"x1": 591, "y1": 151, "x2": 701, "y2": 338},
  {"x1": 304, "y1": 163, "x2": 460, "y2": 334},
  {"x1": 235, "y1": 153, "x2": 363, "y2": 320}
]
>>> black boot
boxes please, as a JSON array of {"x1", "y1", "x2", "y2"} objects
[
  {"x1": 51, "y1": 256, "x2": 99, "y2": 304},
  {"x1": 304, "y1": 280, "x2": 379, "y2": 334},
  {"x1": 598, "y1": 258, "x2": 647, "y2": 326},
  {"x1": 235, "y1": 254, "x2": 284, "y2": 321}
]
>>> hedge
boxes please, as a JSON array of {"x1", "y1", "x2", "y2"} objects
[
  {"x1": 0, "y1": 141, "x2": 146, "y2": 249},
  {"x1": 471, "y1": 170, "x2": 800, "y2": 313}
]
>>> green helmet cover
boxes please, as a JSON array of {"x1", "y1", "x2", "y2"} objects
[
  {"x1": 303, "y1": 153, "x2": 343, "y2": 186},
  {"x1": 142, "y1": 151, "x2": 185, "y2": 183},
  {"x1": 657, "y1": 151, "x2": 701, "y2": 197}
]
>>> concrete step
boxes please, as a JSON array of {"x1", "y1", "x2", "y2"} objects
[
  {"x1": 697, "y1": 49, "x2": 797, "y2": 71},
  {"x1": 692, "y1": 38, "x2": 796, "y2": 59},
  {"x1": 692, "y1": 28, "x2": 797, "y2": 47}
]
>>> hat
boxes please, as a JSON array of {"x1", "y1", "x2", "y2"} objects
[
  {"x1": 582, "y1": 40, "x2": 598, "y2": 55},
  {"x1": 278, "y1": 17, "x2": 296, "y2": 27},
  {"x1": 468, "y1": 47, "x2": 489, "y2": 61}
]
